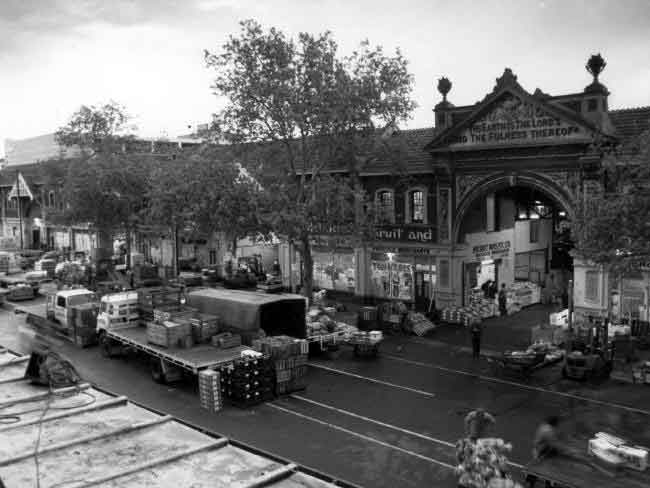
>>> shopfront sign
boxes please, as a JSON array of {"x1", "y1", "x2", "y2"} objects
[
  {"x1": 372, "y1": 246, "x2": 434, "y2": 256},
  {"x1": 310, "y1": 235, "x2": 354, "y2": 249},
  {"x1": 472, "y1": 240, "x2": 511, "y2": 259},
  {"x1": 448, "y1": 94, "x2": 585, "y2": 148},
  {"x1": 375, "y1": 225, "x2": 436, "y2": 244}
]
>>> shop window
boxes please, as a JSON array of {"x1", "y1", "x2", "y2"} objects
[
  {"x1": 585, "y1": 270, "x2": 599, "y2": 302},
  {"x1": 209, "y1": 249, "x2": 217, "y2": 265},
  {"x1": 313, "y1": 251, "x2": 356, "y2": 292},
  {"x1": 529, "y1": 220, "x2": 539, "y2": 243},
  {"x1": 407, "y1": 189, "x2": 426, "y2": 224},
  {"x1": 375, "y1": 190, "x2": 395, "y2": 224}
]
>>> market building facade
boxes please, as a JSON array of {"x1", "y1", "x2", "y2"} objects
[{"x1": 291, "y1": 55, "x2": 650, "y2": 321}]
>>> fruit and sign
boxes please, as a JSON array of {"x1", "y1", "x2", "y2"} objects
[{"x1": 375, "y1": 226, "x2": 436, "y2": 243}]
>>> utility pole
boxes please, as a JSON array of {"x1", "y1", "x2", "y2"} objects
[{"x1": 15, "y1": 170, "x2": 23, "y2": 250}]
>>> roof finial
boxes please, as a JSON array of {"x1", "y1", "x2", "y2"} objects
[
  {"x1": 437, "y1": 77, "x2": 452, "y2": 102},
  {"x1": 584, "y1": 53, "x2": 609, "y2": 94},
  {"x1": 586, "y1": 53, "x2": 606, "y2": 82}
]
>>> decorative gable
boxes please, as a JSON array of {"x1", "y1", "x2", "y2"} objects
[
  {"x1": 427, "y1": 68, "x2": 610, "y2": 152},
  {"x1": 446, "y1": 92, "x2": 589, "y2": 149},
  {"x1": 7, "y1": 172, "x2": 34, "y2": 201}
]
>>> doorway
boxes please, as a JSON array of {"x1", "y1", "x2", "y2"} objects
[{"x1": 32, "y1": 228, "x2": 40, "y2": 249}]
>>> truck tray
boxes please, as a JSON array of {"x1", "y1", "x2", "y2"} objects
[{"x1": 107, "y1": 326, "x2": 252, "y2": 373}]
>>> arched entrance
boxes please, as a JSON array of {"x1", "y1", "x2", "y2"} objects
[{"x1": 453, "y1": 172, "x2": 574, "y2": 310}]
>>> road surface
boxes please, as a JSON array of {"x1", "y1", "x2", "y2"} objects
[{"x1": 1, "y1": 307, "x2": 649, "y2": 487}]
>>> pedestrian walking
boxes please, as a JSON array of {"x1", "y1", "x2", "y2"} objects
[
  {"x1": 498, "y1": 283, "x2": 508, "y2": 316},
  {"x1": 470, "y1": 321, "x2": 482, "y2": 359}
]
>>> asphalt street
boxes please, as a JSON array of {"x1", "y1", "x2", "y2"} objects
[{"x1": 2, "y1": 305, "x2": 650, "y2": 488}]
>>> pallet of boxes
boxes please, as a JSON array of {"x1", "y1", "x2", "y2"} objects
[
  {"x1": 254, "y1": 336, "x2": 309, "y2": 395},
  {"x1": 218, "y1": 352, "x2": 275, "y2": 408}
]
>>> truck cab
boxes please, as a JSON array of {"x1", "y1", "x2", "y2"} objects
[
  {"x1": 46, "y1": 289, "x2": 96, "y2": 327},
  {"x1": 96, "y1": 291, "x2": 139, "y2": 335}
]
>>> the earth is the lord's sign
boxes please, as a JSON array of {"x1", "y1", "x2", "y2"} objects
[{"x1": 448, "y1": 94, "x2": 586, "y2": 148}]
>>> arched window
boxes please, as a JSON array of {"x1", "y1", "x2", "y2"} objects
[
  {"x1": 406, "y1": 187, "x2": 427, "y2": 224},
  {"x1": 48, "y1": 191, "x2": 56, "y2": 207},
  {"x1": 375, "y1": 189, "x2": 395, "y2": 224}
]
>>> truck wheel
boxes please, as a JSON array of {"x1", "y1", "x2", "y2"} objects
[{"x1": 150, "y1": 359, "x2": 167, "y2": 384}]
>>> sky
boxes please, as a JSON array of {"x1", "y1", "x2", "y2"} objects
[{"x1": 1, "y1": 0, "x2": 650, "y2": 157}]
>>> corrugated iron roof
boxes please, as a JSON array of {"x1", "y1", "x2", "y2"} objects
[
  {"x1": 609, "y1": 106, "x2": 650, "y2": 145},
  {"x1": 0, "y1": 349, "x2": 352, "y2": 488}
]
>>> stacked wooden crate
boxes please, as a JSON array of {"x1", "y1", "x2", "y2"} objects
[
  {"x1": 146, "y1": 320, "x2": 192, "y2": 348},
  {"x1": 189, "y1": 313, "x2": 220, "y2": 343},
  {"x1": 198, "y1": 369, "x2": 223, "y2": 412},
  {"x1": 256, "y1": 336, "x2": 309, "y2": 395},
  {"x1": 34, "y1": 259, "x2": 57, "y2": 279},
  {"x1": 137, "y1": 287, "x2": 183, "y2": 321},
  {"x1": 218, "y1": 356, "x2": 274, "y2": 408},
  {"x1": 211, "y1": 332, "x2": 242, "y2": 349}
]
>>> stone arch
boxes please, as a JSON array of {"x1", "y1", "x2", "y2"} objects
[{"x1": 452, "y1": 171, "x2": 575, "y2": 244}]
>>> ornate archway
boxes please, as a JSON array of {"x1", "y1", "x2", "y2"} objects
[{"x1": 452, "y1": 171, "x2": 576, "y2": 244}]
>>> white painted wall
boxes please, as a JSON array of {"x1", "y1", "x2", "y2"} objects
[{"x1": 514, "y1": 218, "x2": 552, "y2": 253}]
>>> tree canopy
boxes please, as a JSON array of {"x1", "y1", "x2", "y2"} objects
[
  {"x1": 205, "y1": 20, "x2": 415, "y2": 297},
  {"x1": 571, "y1": 129, "x2": 650, "y2": 276}
]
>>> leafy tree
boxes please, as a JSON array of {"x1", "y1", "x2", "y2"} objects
[
  {"x1": 145, "y1": 147, "x2": 266, "y2": 269},
  {"x1": 55, "y1": 101, "x2": 135, "y2": 154},
  {"x1": 572, "y1": 131, "x2": 650, "y2": 273},
  {"x1": 53, "y1": 103, "x2": 147, "y2": 259},
  {"x1": 571, "y1": 129, "x2": 650, "y2": 319},
  {"x1": 205, "y1": 20, "x2": 415, "y2": 298}
]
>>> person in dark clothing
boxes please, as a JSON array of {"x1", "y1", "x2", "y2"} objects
[
  {"x1": 481, "y1": 280, "x2": 491, "y2": 298},
  {"x1": 488, "y1": 280, "x2": 498, "y2": 299},
  {"x1": 470, "y1": 321, "x2": 482, "y2": 359},
  {"x1": 498, "y1": 283, "x2": 507, "y2": 316}
]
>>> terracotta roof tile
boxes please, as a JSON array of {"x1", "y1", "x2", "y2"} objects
[{"x1": 609, "y1": 106, "x2": 650, "y2": 145}]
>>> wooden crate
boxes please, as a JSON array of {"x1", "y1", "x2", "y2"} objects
[{"x1": 146, "y1": 321, "x2": 191, "y2": 348}]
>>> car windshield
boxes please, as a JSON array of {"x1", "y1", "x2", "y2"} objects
[{"x1": 67, "y1": 294, "x2": 94, "y2": 306}]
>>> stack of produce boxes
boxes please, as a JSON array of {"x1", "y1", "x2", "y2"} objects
[
  {"x1": 218, "y1": 355, "x2": 275, "y2": 408},
  {"x1": 441, "y1": 307, "x2": 481, "y2": 327},
  {"x1": 255, "y1": 336, "x2": 309, "y2": 395},
  {"x1": 189, "y1": 313, "x2": 220, "y2": 344},
  {"x1": 198, "y1": 369, "x2": 222, "y2": 412}
]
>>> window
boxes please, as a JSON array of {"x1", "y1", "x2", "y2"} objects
[
  {"x1": 376, "y1": 190, "x2": 395, "y2": 224},
  {"x1": 209, "y1": 249, "x2": 217, "y2": 265},
  {"x1": 8, "y1": 198, "x2": 16, "y2": 209},
  {"x1": 408, "y1": 190, "x2": 425, "y2": 224},
  {"x1": 57, "y1": 296, "x2": 66, "y2": 307},
  {"x1": 12, "y1": 227, "x2": 17, "y2": 236},
  {"x1": 529, "y1": 220, "x2": 539, "y2": 243},
  {"x1": 48, "y1": 191, "x2": 55, "y2": 208},
  {"x1": 585, "y1": 270, "x2": 599, "y2": 302}
]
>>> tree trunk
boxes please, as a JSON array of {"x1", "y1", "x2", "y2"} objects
[
  {"x1": 302, "y1": 236, "x2": 314, "y2": 302},
  {"x1": 232, "y1": 236, "x2": 238, "y2": 262},
  {"x1": 125, "y1": 227, "x2": 132, "y2": 269}
]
